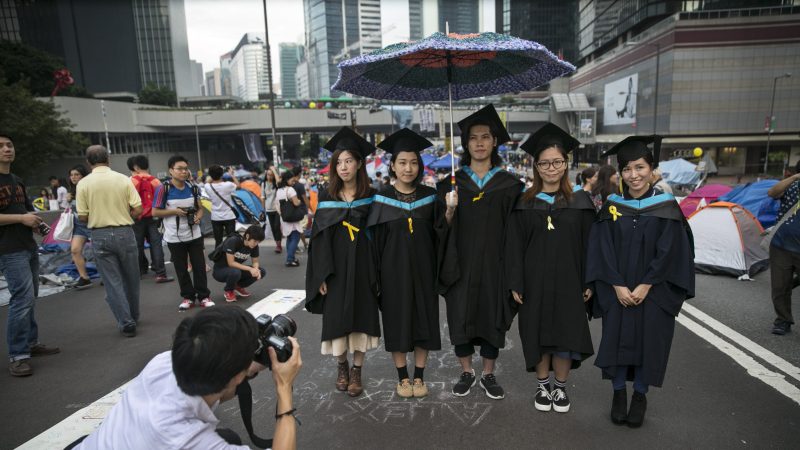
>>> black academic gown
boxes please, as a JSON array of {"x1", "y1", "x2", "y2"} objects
[
  {"x1": 586, "y1": 188, "x2": 695, "y2": 388},
  {"x1": 304, "y1": 189, "x2": 381, "y2": 342},
  {"x1": 437, "y1": 166, "x2": 523, "y2": 349},
  {"x1": 505, "y1": 188, "x2": 596, "y2": 372},
  {"x1": 367, "y1": 185, "x2": 445, "y2": 352}
]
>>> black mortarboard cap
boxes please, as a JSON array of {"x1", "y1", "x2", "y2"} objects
[
  {"x1": 457, "y1": 104, "x2": 511, "y2": 144},
  {"x1": 601, "y1": 135, "x2": 662, "y2": 168},
  {"x1": 377, "y1": 128, "x2": 433, "y2": 155},
  {"x1": 520, "y1": 123, "x2": 580, "y2": 157},
  {"x1": 322, "y1": 127, "x2": 376, "y2": 159}
]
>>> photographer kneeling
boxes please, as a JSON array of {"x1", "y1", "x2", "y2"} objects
[
  {"x1": 213, "y1": 225, "x2": 267, "y2": 303},
  {"x1": 72, "y1": 306, "x2": 302, "y2": 450}
]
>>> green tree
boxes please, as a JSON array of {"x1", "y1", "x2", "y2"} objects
[
  {"x1": 139, "y1": 83, "x2": 177, "y2": 106},
  {"x1": 0, "y1": 40, "x2": 92, "y2": 98},
  {"x1": 0, "y1": 77, "x2": 89, "y2": 179}
]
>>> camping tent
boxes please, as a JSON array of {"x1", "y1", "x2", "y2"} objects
[
  {"x1": 679, "y1": 184, "x2": 733, "y2": 217},
  {"x1": 719, "y1": 180, "x2": 780, "y2": 228},
  {"x1": 430, "y1": 154, "x2": 459, "y2": 169},
  {"x1": 659, "y1": 158, "x2": 701, "y2": 186},
  {"x1": 688, "y1": 202, "x2": 769, "y2": 277}
]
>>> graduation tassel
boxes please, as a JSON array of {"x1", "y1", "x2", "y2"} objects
[
  {"x1": 342, "y1": 221, "x2": 360, "y2": 241},
  {"x1": 408, "y1": 217, "x2": 414, "y2": 234},
  {"x1": 547, "y1": 215, "x2": 555, "y2": 231},
  {"x1": 472, "y1": 191, "x2": 484, "y2": 202}
]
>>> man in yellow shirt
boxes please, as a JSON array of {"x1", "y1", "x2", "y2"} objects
[{"x1": 76, "y1": 146, "x2": 143, "y2": 337}]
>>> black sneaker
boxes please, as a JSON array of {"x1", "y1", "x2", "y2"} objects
[
  {"x1": 534, "y1": 384, "x2": 552, "y2": 412},
  {"x1": 772, "y1": 321, "x2": 792, "y2": 335},
  {"x1": 551, "y1": 387, "x2": 570, "y2": 413},
  {"x1": 627, "y1": 391, "x2": 647, "y2": 428},
  {"x1": 75, "y1": 277, "x2": 92, "y2": 290},
  {"x1": 479, "y1": 373, "x2": 505, "y2": 400},
  {"x1": 452, "y1": 370, "x2": 476, "y2": 396},
  {"x1": 121, "y1": 324, "x2": 137, "y2": 338}
]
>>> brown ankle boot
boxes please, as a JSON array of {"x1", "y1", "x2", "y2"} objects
[
  {"x1": 336, "y1": 360, "x2": 349, "y2": 391},
  {"x1": 348, "y1": 366, "x2": 363, "y2": 397}
]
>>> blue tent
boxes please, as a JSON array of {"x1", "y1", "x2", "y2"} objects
[
  {"x1": 430, "y1": 154, "x2": 460, "y2": 169},
  {"x1": 659, "y1": 158, "x2": 701, "y2": 186},
  {"x1": 719, "y1": 180, "x2": 780, "y2": 228},
  {"x1": 421, "y1": 154, "x2": 437, "y2": 167}
]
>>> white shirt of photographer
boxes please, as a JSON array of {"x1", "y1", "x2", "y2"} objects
[{"x1": 76, "y1": 352, "x2": 249, "y2": 450}]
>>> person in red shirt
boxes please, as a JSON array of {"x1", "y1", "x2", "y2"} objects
[{"x1": 128, "y1": 155, "x2": 174, "y2": 283}]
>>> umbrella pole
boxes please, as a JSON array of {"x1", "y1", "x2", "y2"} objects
[{"x1": 446, "y1": 21, "x2": 456, "y2": 191}]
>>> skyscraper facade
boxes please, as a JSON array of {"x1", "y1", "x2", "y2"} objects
[
  {"x1": 279, "y1": 43, "x2": 304, "y2": 99},
  {"x1": 229, "y1": 33, "x2": 269, "y2": 102},
  {"x1": 496, "y1": 0, "x2": 579, "y2": 63},
  {"x1": 302, "y1": 0, "x2": 382, "y2": 97},
  {"x1": 438, "y1": 0, "x2": 479, "y2": 33},
  {"x1": 0, "y1": 0, "x2": 192, "y2": 96},
  {"x1": 409, "y1": 0, "x2": 424, "y2": 40}
]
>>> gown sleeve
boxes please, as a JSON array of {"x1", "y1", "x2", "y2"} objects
[
  {"x1": 436, "y1": 188, "x2": 459, "y2": 294},
  {"x1": 504, "y1": 209, "x2": 528, "y2": 297},
  {"x1": 641, "y1": 219, "x2": 696, "y2": 315},
  {"x1": 580, "y1": 209, "x2": 598, "y2": 319},
  {"x1": 304, "y1": 225, "x2": 334, "y2": 314}
]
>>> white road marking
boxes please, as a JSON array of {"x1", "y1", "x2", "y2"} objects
[
  {"x1": 677, "y1": 313, "x2": 800, "y2": 406},
  {"x1": 682, "y1": 303, "x2": 800, "y2": 384},
  {"x1": 18, "y1": 289, "x2": 306, "y2": 450}
]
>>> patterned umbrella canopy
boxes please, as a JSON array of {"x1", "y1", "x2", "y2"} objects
[{"x1": 332, "y1": 32, "x2": 576, "y2": 101}]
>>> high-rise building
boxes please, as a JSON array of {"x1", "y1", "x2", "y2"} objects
[
  {"x1": 188, "y1": 59, "x2": 203, "y2": 96},
  {"x1": 0, "y1": 0, "x2": 193, "y2": 96},
  {"x1": 438, "y1": 0, "x2": 479, "y2": 34},
  {"x1": 204, "y1": 70, "x2": 218, "y2": 96},
  {"x1": 219, "y1": 51, "x2": 233, "y2": 96},
  {"x1": 295, "y1": 60, "x2": 310, "y2": 98},
  {"x1": 409, "y1": 0, "x2": 424, "y2": 40},
  {"x1": 496, "y1": 0, "x2": 578, "y2": 63},
  {"x1": 302, "y1": 0, "x2": 383, "y2": 97},
  {"x1": 230, "y1": 32, "x2": 269, "y2": 102},
  {"x1": 279, "y1": 43, "x2": 304, "y2": 99}
]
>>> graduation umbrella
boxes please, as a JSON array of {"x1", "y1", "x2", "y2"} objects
[
  {"x1": 421, "y1": 153, "x2": 438, "y2": 167},
  {"x1": 333, "y1": 29, "x2": 575, "y2": 187},
  {"x1": 429, "y1": 153, "x2": 460, "y2": 169}
]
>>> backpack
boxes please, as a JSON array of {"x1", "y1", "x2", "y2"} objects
[
  {"x1": 156, "y1": 180, "x2": 201, "y2": 234},
  {"x1": 133, "y1": 174, "x2": 157, "y2": 219},
  {"x1": 208, "y1": 232, "x2": 242, "y2": 262},
  {"x1": 231, "y1": 188, "x2": 266, "y2": 225}
]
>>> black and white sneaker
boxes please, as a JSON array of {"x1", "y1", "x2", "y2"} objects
[
  {"x1": 479, "y1": 373, "x2": 505, "y2": 400},
  {"x1": 74, "y1": 277, "x2": 93, "y2": 290},
  {"x1": 452, "y1": 369, "x2": 476, "y2": 396},
  {"x1": 534, "y1": 384, "x2": 552, "y2": 411},
  {"x1": 551, "y1": 387, "x2": 570, "y2": 413}
]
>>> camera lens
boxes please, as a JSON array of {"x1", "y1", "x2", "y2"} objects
[{"x1": 271, "y1": 314, "x2": 297, "y2": 337}]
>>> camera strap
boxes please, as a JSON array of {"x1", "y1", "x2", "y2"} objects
[{"x1": 235, "y1": 379, "x2": 273, "y2": 449}]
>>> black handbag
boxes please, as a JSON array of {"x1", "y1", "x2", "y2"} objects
[{"x1": 279, "y1": 188, "x2": 305, "y2": 223}]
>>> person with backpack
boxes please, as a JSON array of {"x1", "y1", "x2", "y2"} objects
[
  {"x1": 206, "y1": 165, "x2": 240, "y2": 248},
  {"x1": 153, "y1": 155, "x2": 213, "y2": 311},
  {"x1": 129, "y1": 155, "x2": 173, "y2": 283},
  {"x1": 276, "y1": 171, "x2": 304, "y2": 267},
  {"x1": 211, "y1": 225, "x2": 266, "y2": 303}
]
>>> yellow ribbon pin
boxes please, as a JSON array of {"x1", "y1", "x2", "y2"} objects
[
  {"x1": 547, "y1": 215, "x2": 555, "y2": 231},
  {"x1": 408, "y1": 217, "x2": 414, "y2": 234},
  {"x1": 342, "y1": 221, "x2": 360, "y2": 241},
  {"x1": 609, "y1": 205, "x2": 622, "y2": 221},
  {"x1": 472, "y1": 191, "x2": 484, "y2": 202}
]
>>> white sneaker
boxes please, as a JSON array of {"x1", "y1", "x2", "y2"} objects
[
  {"x1": 178, "y1": 299, "x2": 193, "y2": 310},
  {"x1": 199, "y1": 297, "x2": 215, "y2": 308}
]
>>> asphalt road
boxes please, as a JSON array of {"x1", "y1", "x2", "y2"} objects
[{"x1": 1, "y1": 239, "x2": 799, "y2": 449}]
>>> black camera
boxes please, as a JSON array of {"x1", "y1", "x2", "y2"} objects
[
  {"x1": 179, "y1": 206, "x2": 197, "y2": 225},
  {"x1": 37, "y1": 222, "x2": 51, "y2": 235},
  {"x1": 253, "y1": 314, "x2": 297, "y2": 369}
]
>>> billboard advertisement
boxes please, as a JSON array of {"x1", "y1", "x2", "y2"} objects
[{"x1": 604, "y1": 73, "x2": 637, "y2": 126}]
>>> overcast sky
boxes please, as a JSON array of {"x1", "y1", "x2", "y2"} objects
[{"x1": 185, "y1": 0, "x2": 411, "y2": 91}]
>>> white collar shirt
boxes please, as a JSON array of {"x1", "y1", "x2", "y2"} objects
[{"x1": 77, "y1": 352, "x2": 249, "y2": 450}]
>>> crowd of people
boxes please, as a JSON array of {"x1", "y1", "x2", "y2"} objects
[{"x1": 5, "y1": 93, "x2": 800, "y2": 447}]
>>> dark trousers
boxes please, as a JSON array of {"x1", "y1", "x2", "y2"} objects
[
  {"x1": 212, "y1": 219, "x2": 236, "y2": 248},
  {"x1": 267, "y1": 211, "x2": 282, "y2": 241},
  {"x1": 167, "y1": 237, "x2": 210, "y2": 300},
  {"x1": 454, "y1": 338, "x2": 499, "y2": 360},
  {"x1": 770, "y1": 244, "x2": 799, "y2": 324},
  {"x1": 213, "y1": 266, "x2": 266, "y2": 291},
  {"x1": 133, "y1": 216, "x2": 166, "y2": 276}
]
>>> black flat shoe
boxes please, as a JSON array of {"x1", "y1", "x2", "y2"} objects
[
  {"x1": 611, "y1": 388, "x2": 628, "y2": 425},
  {"x1": 627, "y1": 391, "x2": 647, "y2": 428}
]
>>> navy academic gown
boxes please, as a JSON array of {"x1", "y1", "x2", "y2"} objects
[
  {"x1": 586, "y1": 188, "x2": 695, "y2": 387},
  {"x1": 367, "y1": 185, "x2": 446, "y2": 352},
  {"x1": 504, "y1": 188, "x2": 596, "y2": 372},
  {"x1": 304, "y1": 189, "x2": 381, "y2": 342},
  {"x1": 436, "y1": 166, "x2": 523, "y2": 349}
]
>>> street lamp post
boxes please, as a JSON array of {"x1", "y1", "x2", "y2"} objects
[
  {"x1": 194, "y1": 112, "x2": 212, "y2": 171},
  {"x1": 262, "y1": 0, "x2": 281, "y2": 162},
  {"x1": 763, "y1": 72, "x2": 792, "y2": 174}
]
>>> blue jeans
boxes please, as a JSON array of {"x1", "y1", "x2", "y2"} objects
[
  {"x1": 0, "y1": 250, "x2": 39, "y2": 362},
  {"x1": 91, "y1": 226, "x2": 140, "y2": 329},
  {"x1": 286, "y1": 230, "x2": 300, "y2": 264},
  {"x1": 212, "y1": 266, "x2": 266, "y2": 291},
  {"x1": 612, "y1": 366, "x2": 649, "y2": 394}
]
